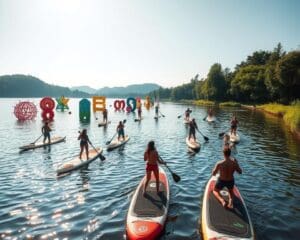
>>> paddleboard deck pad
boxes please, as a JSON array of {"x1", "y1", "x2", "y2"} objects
[
  {"x1": 126, "y1": 166, "x2": 169, "y2": 240},
  {"x1": 107, "y1": 135, "x2": 130, "y2": 151},
  {"x1": 186, "y1": 137, "x2": 200, "y2": 150},
  {"x1": 206, "y1": 116, "x2": 216, "y2": 122},
  {"x1": 19, "y1": 136, "x2": 66, "y2": 150},
  {"x1": 229, "y1": 133, "x2": 240, "y2": 143},
  {"x1": 201, "y1": 176, "x2": 254, "y2": 240},
  {"x1": 57, "y1": 148, "x2": 103, "y2": 175}
]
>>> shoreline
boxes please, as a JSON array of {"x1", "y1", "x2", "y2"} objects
[{"x1": 176, "y1": 99, "x2": 300, "y2": 139}]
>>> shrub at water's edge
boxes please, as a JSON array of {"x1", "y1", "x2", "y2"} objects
[
  {"x1": 258, "y1": 101, "x2": 300, "y2": 132},
  {"x1": 194, "y1": 100, "x2": 216, "y2": 106},
  {"x1": 219, "y1": 101, "x2": 241, "y2": 107}
]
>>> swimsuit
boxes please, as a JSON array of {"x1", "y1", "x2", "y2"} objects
[
  {"x1": 215, "y1": 178, "x2": 235, "y2": 190},
  {"x1": 146, "y1": 163, "x2": 159, "y2": 172}
]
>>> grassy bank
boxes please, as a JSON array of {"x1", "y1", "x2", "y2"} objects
[
  {"x1": 193, "y1": 100, "x2": 216, "y2": 106},
  {"x1": 219, "y1": 101, "x2": 241, "y2": 107},
  {"x1": 258, "y1": 101, "x2": 300, "y2": 132}
]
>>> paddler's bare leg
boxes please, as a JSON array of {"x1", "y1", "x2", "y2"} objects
[
  {"x1": 153, "y1": 168, "x2": 160, "y2": 193},
  {"x1": 143, "y1": 171, "x2": 151, "y2": 195},
  {"x1": 85, "y1": 145, "x2": 89, "y2": 159},
  {"x1": 227, "y1": 188, "x2": 234, "y2": 209},
  {"x1": 213, "y1": 189, "x2": 227, "y2": 207}
]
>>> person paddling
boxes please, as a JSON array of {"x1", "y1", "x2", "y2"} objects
[
  {"x1": 208, "y1": 108, "x2": 213, "y2": 117},
  {"x1": 185, "y1": 108, "x2": 192, "y2": 121},
  {"x1": 155, "y1": 103, "x2": 159, "y2": 118},
  {"x1": 78, "y1": 129, "x2": 91, "y2": 160},
  {"x1": 188, "y1": 118, "x2": 198, "y2": 141},
  {"x1": 212, "y1": 147, "x2": 242, "y2": 209},
  {"x1": 230, "y1": 115, "x2": 239, "y2": 136},
  {"x1": 103, "y1": 108, "x2": 108, "y2": 123},
  {"x1": 143, "y1": 141, "x2": 165, "y2": 195},
  {"x1": 137, "y1": 105, "x2": 142, "y2": 120},
  {"x1": 117, "y1": 121, "x2": 125, "y2": 141},
  {"x1": 42, "y1": 122, "x2": 52, "y2": 144},
  {"x1": 223, "y1": 134, "x2": 232, "y2": 149}
]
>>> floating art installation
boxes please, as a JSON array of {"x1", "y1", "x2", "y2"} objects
[
  {"x1": 40, "y1": 97, "x2": 55, "y2": 121},
  {"x1": 126, "y1": 97, "x2": 136, "y2": 112},
  {"x1": 56, "y1": 96, "x2": 69, "y2": 111},
  {"x1": 92, "y1": 96, "x2": 106, "y2": 112},
  {"x1": 14, "y1": 101, "x2": 37, "y2": 120},
  {"x1": 114, "y1": 100, "x2": 126, "y2": 111},
  {"x1": 79, "y1": 98, "x2": 91, "y2": 122}
]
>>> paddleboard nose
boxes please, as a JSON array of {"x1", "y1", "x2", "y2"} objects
[{"x1": 127, "y1": 221, "x2": 162, "y2": 240}]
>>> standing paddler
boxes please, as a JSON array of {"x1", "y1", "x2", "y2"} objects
[{"x1": 42, "y1": 122, "x2": 52, "y2": 144}]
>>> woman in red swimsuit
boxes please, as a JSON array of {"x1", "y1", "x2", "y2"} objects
[{"x1": 143, "y1": 141, "x2": 165, "y2": 194}]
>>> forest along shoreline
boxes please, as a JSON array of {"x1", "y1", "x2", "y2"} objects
[{"x1": 149, "y1": 43, "x2": 299, "y2": 139}]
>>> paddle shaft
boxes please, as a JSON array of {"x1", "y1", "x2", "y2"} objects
[
  {"x1": 196, "y1": 128, "x2": 209, "y2": 141},
  {"x1": 89, "y1": 141, "x2": 105, "y2": 161},
  {"x1": 159, "y1": 156, "x2": 180, "y2": 182},
  {"x1": 31, "y1": 134, "x2": 43, "y2": 144}
]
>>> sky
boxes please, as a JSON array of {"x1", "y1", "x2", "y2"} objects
[{"x1": 0, "y1": 0, "x2": 299, "y2": 88}]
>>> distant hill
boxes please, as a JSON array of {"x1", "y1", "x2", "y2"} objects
[
  {"x1": 96, "y1": 83, "x2": 161, "y2": 97},
  {"x1": 0, "y1": 75, "x2": 161, "y2": 98},
  {"x1": 0, "y1": 75, "x2": 90, "y2": 98},
  {"x1": 71, "y1": 85, "x2": 97, "y2": 94}
]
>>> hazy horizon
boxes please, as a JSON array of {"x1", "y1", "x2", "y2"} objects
[{"x1": 0, "y1": 0, "x2": 299, "y2": 88}]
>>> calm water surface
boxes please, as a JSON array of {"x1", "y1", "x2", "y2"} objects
[{"x1": 0, "y1": 98, "x2": 299, "y2": 240}]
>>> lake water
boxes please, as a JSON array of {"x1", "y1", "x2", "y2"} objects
[{"x1": 0, "y1": 98, "x2": 299, "y2": 240}]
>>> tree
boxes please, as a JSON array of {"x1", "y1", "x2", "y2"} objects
[
  {"x1": 275, "y1": 51, "x2": 300, "y2": 102},
  {"x1": 230, "y1": 65, "x2": 268, "y2": 102},
  {"x1": 201, "y1": 63, "x2": 226, "y2": 101}
]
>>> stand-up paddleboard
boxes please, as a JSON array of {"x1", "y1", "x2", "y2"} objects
[
  {"x1": 186, "y1": 137, "x2": 201, "y2": 150},
  {"x1": 126, "y1": 166, "x2": 169, "y2": 240},
  {"x1": 201, "y1": 176, "x2": 254, "y2": 240},
  {"x1": 98, "y1": 121, "x2": 111, "y2": 127},
  {"x1": 19, "y1": 136, "x2": 66, "y2": 151},
  {"x1": 229, "y1": 132, "x2": 240, "y2": 143},
  {"x1": 206, "y1": 116, "x2": 216, "y2": 123},
  {"x1": 107, "y1": 135, "x2": 130, "y2": 151},
  {"x1": 135, "y1": 117, "x2": 143, "y2": 122},
  {"x1": 57, "y1": 148, "x2": 103, "y2": 175}
]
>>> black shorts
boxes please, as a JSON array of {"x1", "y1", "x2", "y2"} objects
[
  {"x1": 215, "y1": 179, "x2": 235, "y2": 190},
  {"x1": 231, "y1": 125, "x2": 237, "y2": 130}
]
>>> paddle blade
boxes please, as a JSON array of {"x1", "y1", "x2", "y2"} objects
[
  {"x1": 219, "y1": 132, "x2": 225, "y2": 137},
  {"x1": 172, "y1": 173, "x2": 181, "y2": 182},
  {"x1": 99, "y1": 154, "x2": 106, "y2": 161},
  {"x1": 204, "y1": 136, "x2": 209, "y2": 142},
  {"x1": 105, "y1": 141, "x2": 111, "y2": 145},
  {"x1": 177, "y1": 115, "x2": 181, "y2": 118}
]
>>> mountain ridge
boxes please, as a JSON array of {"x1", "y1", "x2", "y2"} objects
[{"x1": 0, "y1": 74, "x2": 160, "y2": 98}]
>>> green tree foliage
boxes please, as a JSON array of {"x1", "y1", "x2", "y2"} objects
[
  {"x1": 200, "y1": 63, "x2": 226, "y2": 101},
  {"x1": 265, "y1": 43, "x2": 286, "y2": 100},
  {"x1": 275, "y1": 51, "x2": 300, "y2": 102},
  {"x1": 230, "y1": 65, "x2": 267, "y2": 102}
]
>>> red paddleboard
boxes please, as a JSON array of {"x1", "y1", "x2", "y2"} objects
[{"x1": 126, "y1": 166, "x2": 170, "y2": 240}]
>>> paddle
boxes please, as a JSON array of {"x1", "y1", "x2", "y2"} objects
[
  {"x1": 106, "y1": 119, "x2": 126, "y2": 145},
  {"x1": 30, "y1": 134, "x2": 43, "y2": 144},
  {"x1": 159, "y1": 111, "x2": 165, "y2": 117},
  {"x1": 219, "y1": 129, "x2": 230, "y2": 138},
  {"x1": 203, "y1": 116, "x2": 207, "y2": 121},
  {"x1": 177, "y1": 114, "x2": 183, "y2": 119},
  {"x1": 89, "y1": 141, "x2": 106, "y2": 161},
  {"x1": 196, "y1": 129, "x2": 209, "y2": 142},
  {"x1": 159, "y1": 156, "x2": 181, "y2": 183}
]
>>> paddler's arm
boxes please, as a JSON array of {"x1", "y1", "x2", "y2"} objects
[
  {"x1": 212, "y1": 163, "x2": 219, "y2": 176},
  {"x1": 234, "y1": 158, "x2": 242, "y2": 174}
]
